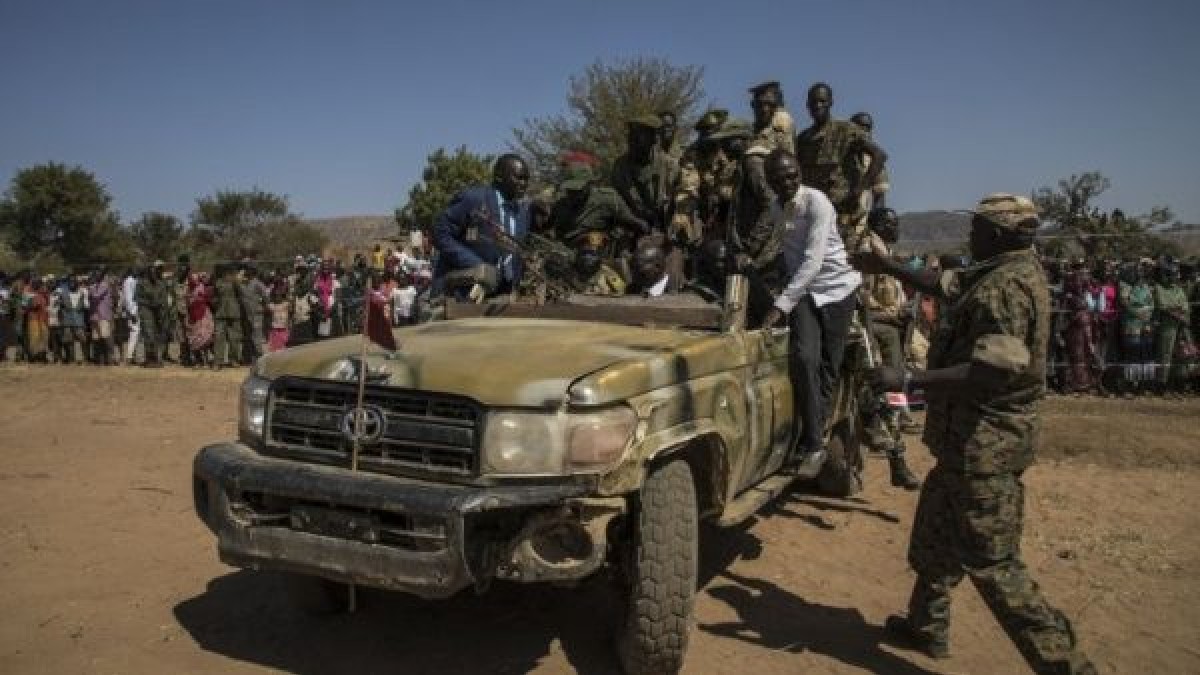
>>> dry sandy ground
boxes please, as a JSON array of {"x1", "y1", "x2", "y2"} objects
[{"x1": 0, "y1": 365, "x2": 1197, "y2": 674}]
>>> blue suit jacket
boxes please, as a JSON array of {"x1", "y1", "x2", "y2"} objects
[{"x1": 432, "y1": 185, "x2": 531, "y2": 284}]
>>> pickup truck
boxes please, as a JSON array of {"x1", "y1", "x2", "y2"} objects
[{"x1": 192, "y1": 277, "x2": 865, "y2": 674}]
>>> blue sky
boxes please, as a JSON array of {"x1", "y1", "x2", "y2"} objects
[{"x1": 2, "y1": 0, "x2": 1198, "y2": 224}]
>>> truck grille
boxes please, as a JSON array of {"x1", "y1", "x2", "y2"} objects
[{"x1": 264, "y1": 376, "x2": 482, "y2": 476}]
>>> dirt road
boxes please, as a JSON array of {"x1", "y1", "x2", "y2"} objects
[{"x1": 0, "y1": 365, "x2": 1197, "y2": 674}]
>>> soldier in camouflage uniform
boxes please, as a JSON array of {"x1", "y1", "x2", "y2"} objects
[
  {"x1": 749, "y1": 81, "x2": 795, "y2": 155},
  {"x1": 851, "y1": 194, "x2": 1096, "y2": 674},
  {"x1": 860, "y1": 208, "x2": 920, "y2": 489},
  {"x1": 134, "y1": 262, "x2": 168, "y2": 368},
  {"x1": 656, "y1": 110, "x2": 684, "y2": 185},
  {"x1": 795, "y1": 82, "x2": 889, "y2": 253},
  {"x1": 211, "y1": 264, "x2": 245, "y2": 369},
  {"x1": 611, "y1": 115, "x2": 673, "y2": 232},
  {"x1": 547, "y1": 163, "x2": 649, "y2": 255},
  {"x1": 704, "y1": 119, "x2": 752, "y2": 245},
  {"x1": 673, "y1": 109, "x2": 729, "y2": 246},
  {"x1": 850, "y1": 112, "x2": 891, "y2": 210}
]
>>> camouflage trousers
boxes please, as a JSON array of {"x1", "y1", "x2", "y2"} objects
[
  {"x1": 907, "y1": 464, "x2": 1096, "y2": 675},
  {"x1": 864, "y1": 321, "x2": 905, "y2": 454}
]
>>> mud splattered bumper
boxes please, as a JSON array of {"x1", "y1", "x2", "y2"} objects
[{"x1": 192, "y1": 442, "x2": 595, "y2": 599}]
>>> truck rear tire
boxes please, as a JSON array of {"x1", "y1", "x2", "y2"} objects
[
  {"x1": 816, "y1": 421, "x2": 863, "y2": 497},
  {"x1": 616, "y1": 459, "x2": 698, "y2": 675}
]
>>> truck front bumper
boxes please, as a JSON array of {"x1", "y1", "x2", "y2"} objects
[{"x1": 193, "y1": 442, "x2": 609, "y2": 599}]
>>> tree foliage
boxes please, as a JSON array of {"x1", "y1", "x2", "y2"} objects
[
  {"x1": 185, "y1": 188, "x2": 326, "y2": 262},
  {"x1": 395, "y1": 146, "x2": 494, "y2": 231},
  {"x1": 0, "y1": 162, "x2": 127, "y2": 266},
  {"x1": 511, "y1": 57, "x2": 706, "y2": 180},
  {"x1": 128, "y1": 211, "x2": 184, "y2": 261},
  {"x1": 1033, "y1": 172, "x2": 1178, "y2": 259}
]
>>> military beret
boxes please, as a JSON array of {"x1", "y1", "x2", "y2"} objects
[
  {"x1": 628, "y1": 114, "x2": 663, "y2": 131},
  {"x1": 970, "y1": 193, "x2": 1040, "y2": 233},
  {"x1": 749, "y1": 81, "x2": 782, "y2": 97},
  {"x1": 694, "y1": 108, "x2": 729, "y2": 132},
  {"x1": 560, "y1": 164, "x2": 595, "y2": 192}
]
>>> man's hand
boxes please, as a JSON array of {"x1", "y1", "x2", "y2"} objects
[
  {"x1": 762, "y1": 307, "x2": 785, "y2": 329},
  {"x1": 848, "y1": 251, "x2": 890, "y2": 275},
  {"x1": 868, "y1": 366, "x2": 906, "y2": 392}
]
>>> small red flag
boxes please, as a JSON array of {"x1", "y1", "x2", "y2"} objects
[{"x1": 365, "y1": 289, "x2": 397, "y2": 351}]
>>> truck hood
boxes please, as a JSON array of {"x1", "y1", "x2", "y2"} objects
[{"x1": 256, "y1": 318, "x2": 745, "y2": 408}]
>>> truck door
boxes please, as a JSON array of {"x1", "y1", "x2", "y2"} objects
[{"x1": 735, "y1": 326, "x2": 792, "y2": 491}]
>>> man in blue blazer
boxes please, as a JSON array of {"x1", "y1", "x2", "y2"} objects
[{"x1": 433, "y1": 154, "x2": 532, "y2": 297}]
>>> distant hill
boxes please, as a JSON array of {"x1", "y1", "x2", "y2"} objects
[
  {"x1": 897, "y1": 210, "x2": 970, "y2": 253},
  {"x1": 303, "y1": 215, "x2": 398, "y2": 253}
]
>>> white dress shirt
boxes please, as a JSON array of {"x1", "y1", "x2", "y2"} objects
[{"x1": 771, "y1": 186, "x2": 862, "y2": 313}]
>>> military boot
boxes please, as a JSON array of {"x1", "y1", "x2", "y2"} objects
[
  {"x1": 884, "y1": 615, "x2": 949, "y2": 659},
  {"x1": 886, "y1": 443, "x2": 920, "y2": 490}
]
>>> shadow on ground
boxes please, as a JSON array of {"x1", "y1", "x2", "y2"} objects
[{"x1": 175, "y1": 492, "x2": 918, "y2": 674}]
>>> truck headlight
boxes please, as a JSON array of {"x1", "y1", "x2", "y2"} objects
[
  {"x1": 482, "y1": 406, "x2": 636, "y2": 476},
  {"x1": 238, "y1": 374, "x2": 272, "y2": 439}
]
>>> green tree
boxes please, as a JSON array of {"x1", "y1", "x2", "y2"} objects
[
  {"x1": 251, "y1": 219, "x2": 329, "y2": 262},
  {"x1": 0, "y1": 162, "x2": 122, "y2": 266},
  {"x1": 1033, "y1": 172, "x2": 1177, "y2": 259},
  {"x1": 511, "y1": 57, "x2": 706, "y2": 180},
  {"x1": 189, "y1": 189, "x2": 300, "y2": 260},
  {"x1": 395, "y1": 146, "x2": 494, "y2": 232},
  {"x1": 128, "y1": 211, "x2": 184, "y2": 261}
]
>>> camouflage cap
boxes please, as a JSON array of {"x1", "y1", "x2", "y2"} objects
[
  {"x1": 628, "y1": 114, "x2": 663, "y2": 132},
  {"x1": 970, "y1": 193, "x2": 1040, "y2": 232},
  {"x1": 694, "y1": 108, "x2": 729, "y2": 133},
  {"x1": 707, "y1": 119, "x2": 753, "y2": 141}
]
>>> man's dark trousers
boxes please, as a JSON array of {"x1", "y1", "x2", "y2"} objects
[{"x1": 788, "y1": 293, "x2": 856, "y2": 454}]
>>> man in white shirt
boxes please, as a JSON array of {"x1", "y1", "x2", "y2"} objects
[
  {"x1": 761, "y1": 150, "x2": 862, "y2": 468},
  {"x1": 122, "y1": 270, "x2": 140, "y2": 365}
]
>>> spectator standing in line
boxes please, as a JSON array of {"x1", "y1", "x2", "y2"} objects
[
  {"x1": 24, "y1": 278, "x2": 50, "y2": 363},
  {"x1": 1062, "y1": 267, "x2": 1095, "y2": 394},
  {"x1": 88, "y1": 270, "x2": 115, "y2": 365},
  {"x1": 210, "y1": 265, "x2": 244, "y2": 369},
  {"x1": 47, "y1": 278, "x2": 64, "y2": 362},
  {"x1": 266, "y1": 285, "x2": 291, "y2": 352},
  {"x1": 391, "y1": 274, "x2": 417, "y2": 326},
  {"x1": 60, "y1": 276, "x2": 88, "y2": 364},
  {"x1": 242, "y1": 266, "x2": 270, "y2": 360},
  {"x1": 121, "y1": 268, "x2": 140, "y2": 365},
  {"x1": 1119, "y1": 261, "x2": 1155, "y2": 395},
  {"x1": 1152, "y1": 261, "x2": 1193, "y2": 396}
]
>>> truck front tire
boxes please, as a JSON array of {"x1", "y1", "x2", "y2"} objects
[{"x1": 616, "y1": 459, "x2": 698, "y2": 675}]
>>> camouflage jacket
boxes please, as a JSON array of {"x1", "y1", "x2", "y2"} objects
[
  {"x1": 923, "y1": 248, "x2": 1050, "y2": 475},
  {"x1": 548, "y1": 186, "x2": 641, "y2": 245},
  {"x1": 861, "y1": 233, "x2": 906, "y2": 323},
  {"x1": 794, "y1": 118, "x2": 870, "y2": 210},
  {"x1": 731, "y1": 145, "x2": 780, "y2": 268},
  {"x1": 134, "y1": 278, "x2": 167, "y2": 314},
  {"x1": 611, "y1": 152, "x2": 671, "y2": 229}
]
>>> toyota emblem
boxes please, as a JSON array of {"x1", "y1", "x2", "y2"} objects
[{"x1": 341, "y1": 405, "x2": 386, "y2": 444}]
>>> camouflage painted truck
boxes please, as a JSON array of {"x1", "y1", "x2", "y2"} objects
[{"x1": 192, "y1": 279, "x2": 866, "y2": 674}]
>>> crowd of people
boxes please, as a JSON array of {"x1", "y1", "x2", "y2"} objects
[
  {"x1": 0, "y1": 245, "x2": 433, "y2": 367},
  {"x1": 1044, "y1": 256, "x2": 1198, "y2": 396},
  {"x1": 881, "y1": 253, "x2": 1200, "y2": 398}
]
